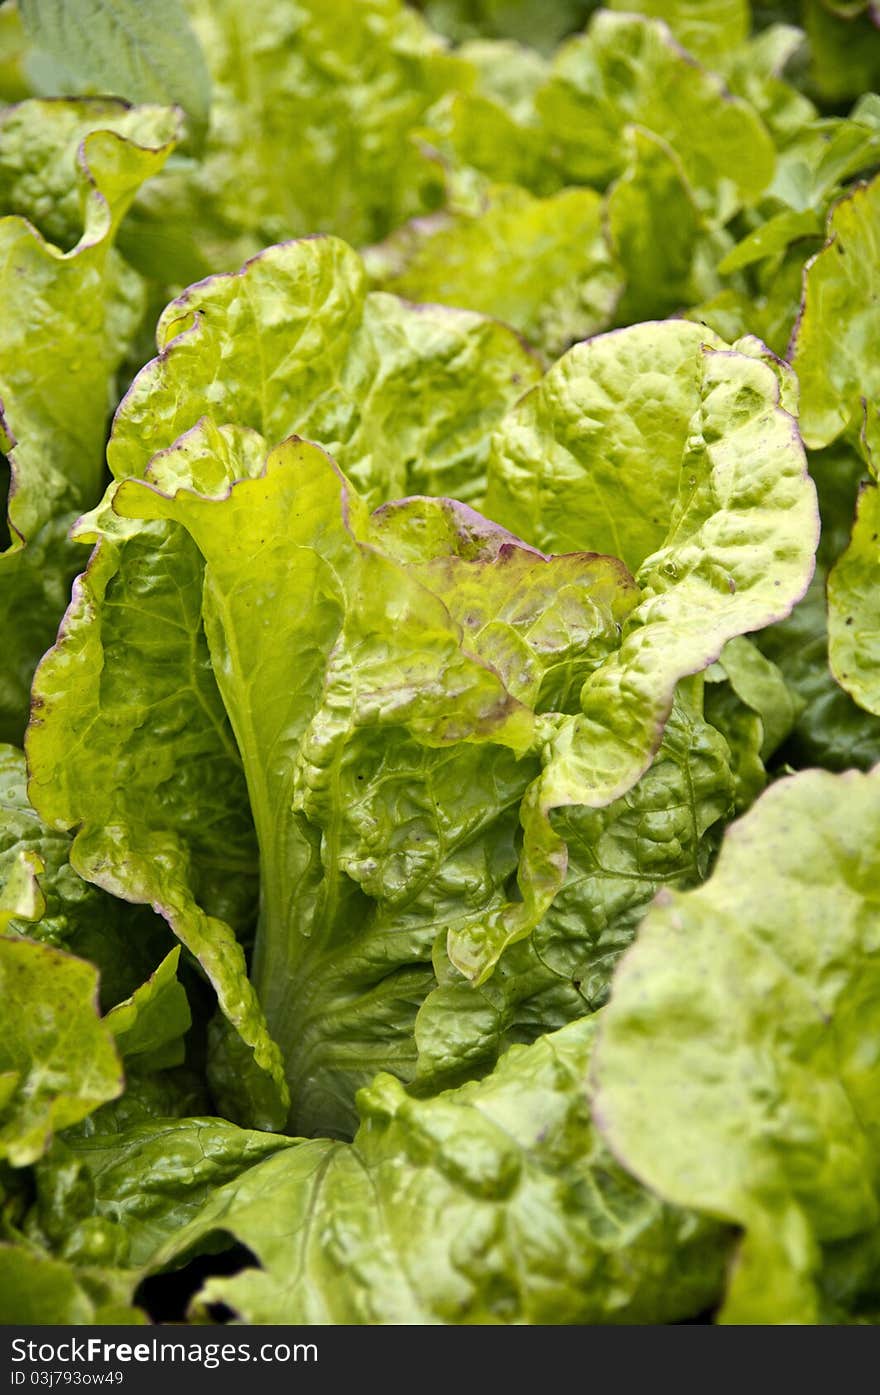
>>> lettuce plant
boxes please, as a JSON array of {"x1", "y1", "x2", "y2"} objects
[{"x1": 2, "y1": 0, "x2": 880, "y2": 1327}]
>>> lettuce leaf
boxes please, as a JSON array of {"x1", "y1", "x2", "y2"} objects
[
  {"x1": 366, "y1": 183, "x2": 621, "y2": 359},
  {"x1": 4, "y1": 0, "x2": 880, "y2": 1332},
  {"x1": 414, "y1": 687, "x2": 737, "y2": 1091},
  {"x1": 756, "y1": 444, "x2": 880, "y2": 769},
  {"x1": 485, "y1": 319, "x2": 818, "y2": 806},
  {"x1": 536, "y1": 12, "x2": 775, "y2": 219},
  {"x1": 31, "y1": 1117, "x2": 293, "y2": 1270},
  {"x1": 28, "y1": 291, "x2": 818, "y2": 1137},
  {"x1": 594, "y1": 764, "x2": 880, "y2": 1322},
  {"x1": 0, "y1": 937, "x2": 123, "y2": 1166},
  {"x1": 605, "y1": 125, "x2": 709, "y2": 325},
  {"x1": 153, "y1": 0, "x2": 467, "y2": 267},
  {"x1": 803, "y1": 0, "x2": 880, "y2": 104},
  {"x1": 792, "y1": 173, "x2": 880, "y2": 456},
  {"x1": 827, "y1": 482, "x2": 880, "y2": 716},
  {"x1": 104, "y1": 948, "x2": 191, "y2": 1071},
  {"x1": 26, "y1": 504, "x2": 287, "y2": 1131},
  {"x1": 607, "y1": 0, "x2": 749, "y2": 67},
  {"x1": 0, "y1": 744, "x2": 175, "y2": 1005},
  {"x1": 419, "y1": 0, "x2": 594, "y2": 51},
  {"x1": 18, "y1": 0, "x2": 211, "y2": 146},
  {"x1": 145, "y1": 1017, "x2": 731, "y2": 1323},
  {"x1": 108, "y1": 235, "x2": 539, "y2": 507},
  {"x1": 0, "y1": 98, "x2": 178, "y2": 740},
  {"x1": 0, "y1": 1246, "x2": 143, "y2": 1324},
  {"x1": 33, "y1": 435, "x2": 634, "y2": 1135}
]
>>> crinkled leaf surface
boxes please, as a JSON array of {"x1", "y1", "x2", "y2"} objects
[
  {"x1": 594, "y1": 765, "x2": 880, "y2": 1323},
  {"x1": 792, "y1": 175, "x2": 880, "y2": 454},
  {"x1": 0, "y1": 99, "x2": 176, "y2": 253},
  {"x1": 0, "y1": 745, "x2": 175, "y2": 1008},
  {"x1": 366, "y1": 183, "x2": 621, "y2": 359},
  {"x1": 0, "y1": 938, "x2": 123, "y2": 1166},
  {"x1": 0, "y1": 99, "x2": 178, "y2": 740},
  {"x1": 485, "y1": 319, "x2": 818, "y2": 808},
  {"x1": 4, "y1": 0, "x2": 880, "y2": 1334},
  {"x1": 94, "y1": 437, "x2": 635, "y2": 1134},
  {"x1": 413, "y1": 690, "x2": 736, "y2": 1092},
  {"x1": 109, "y1": 235, "x2": 539, "y2": 507},
  {"x1": 33, "y1": 1118, "x2": 294, "y2": 1269},
  {"x1": 536, "y1": 12, "x2": 775, "y2": 219},
  {"x1": 26, "y1": 500, "x2": 283, "y2": 1131},
  {"x1": 147, "y1": 1017, "x2": 730, "y2": 1324},
  {"x1": 157, "y1": 0, "x2": 465, "y2": 267}
]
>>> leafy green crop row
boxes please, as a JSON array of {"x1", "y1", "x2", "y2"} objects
[{"x1": 1, "y1": 0, "x2": 879, "y2": 1325}]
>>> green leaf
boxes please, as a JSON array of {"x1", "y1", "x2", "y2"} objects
[
  {"x1": 0, "y1": 937, "x2": 123, "y2": 1166},
  {"x1": 755, "y1": 439, "x2": 880, "y2": 773},
  {"x1": 703, "y1": 634, "x2": 805, "y2": 809},
  {"x1": 421, "y1": 0, "x2": 595, "y2": 52},
  {"x1": 0, "y1": 1244, "x2": 144, "y2": 1324},
  {"x1": 718, "y1": 208, "x2": 823, "y2": 275},
  {"x1": 702, "y1": 672, "x2": 768, "y2": 812},
  {"x1": 19, "y1": 0, "x2": 211, "y2": 145},
  {"x1": 414, "y1": 691, "x2": 736, "y2": 1092},
  {"x1": 792, "y1": 174, "x2": 880, "y2": 453},
  {"x1": 758, "y1": 574, "x2": 880, "y2": 770},
  {"x1": 105, "y1": 947, "x2": 191, "y2": 1069},
  {"x1": 689, "y1": 239, "x2": 821, "y2": 365},
  {"x1": 0, "y1": 5, "x2": 32, "y2": 104},
  {"x1": 607, "y1": 0, "x2": 750, "y2": 68},
  {"x1": 713, "y1": 635, "x2": 802, "y2": 760},
  {"x1": 485, "y1": 319, "x2": 818, "y2": 807},
  {"x1": 536, "y1": 12, "x2": 775, "y2": 219},
  {"x1": 156, "y1": 0, "x2": 466, "y2": 267},
  {"x1": 98, "y1": 437, "x2": 634, "y2": 1132},
  {"x1": 594, "y1": 765, "x2": 880, "y2": 1323},
  {"x1": 817, "y1": 1224, "x2": 880, "y2": 1323},
  {"x1": 0, "y1": 99, "x2": 178, "y2": 740},
  {"x1": 723, "y1": 26, "x2": 815, "y2": 143},
  {"x1": 146, "y1": 1018, "x2": 730, "y2": 1323},
  {"x1": 26, "y1": 511, "x2": 284, "y2": 1131},
  {"x1": 108, "y1": 236, "x2": 540, "y2": 508},
  {"x1": 827, "y1": 482, "x2": 880, "y2": 715},
  {"x1": 605, "y1": 125, "x2": 706, "y2": 324},
  {"x1": 764, "y1": 100, "x2": 880, "y2": 217},
  {"x1": 803, "y1": 0, "x2": 880, "y2": 104},
  {"x1": 0, "y1": 745, "x2": 175, "y2": 1009},
  {"x1": 418, "y1": 85, "x2": 553, "y2": 199},
  {"x1": 366, "y1": 182, "x2": 621, "y2": 359},
  {"x1": 34, "y1": 1118, "x2": 294, "y2": 1268}
]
